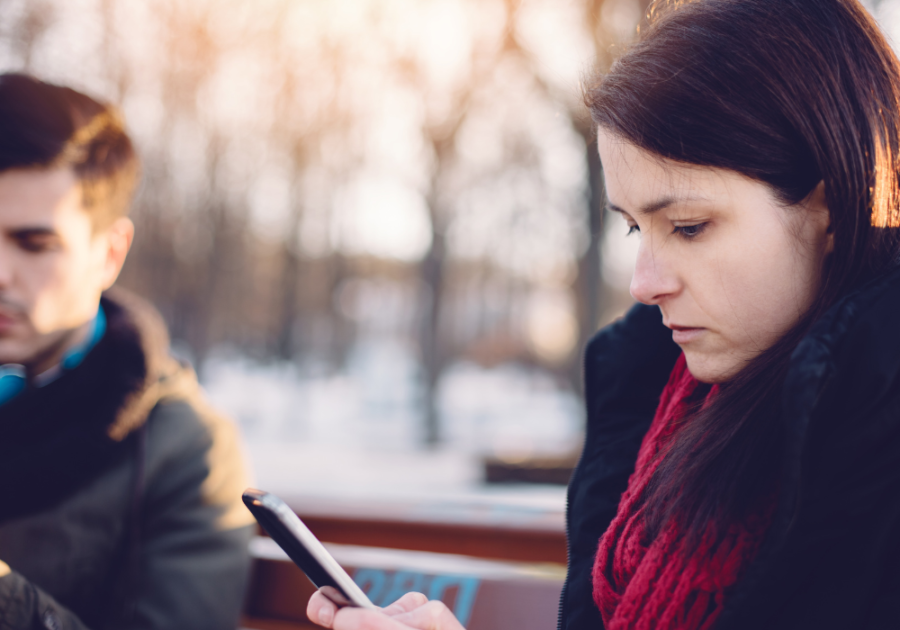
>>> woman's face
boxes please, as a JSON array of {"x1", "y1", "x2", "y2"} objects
[{"x1": 597, "y1": 129, "x2": 833, "y2": 383}]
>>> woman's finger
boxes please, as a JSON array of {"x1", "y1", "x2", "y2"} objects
[
  {"x1": 390, "y1": 600, "x2": 467, "y2": 630},
  {"x1": 310, "y1": 590, "x2": 458, "y2": 630},
  {"x1": 307, "y1": 589, "x2": 341, "y2": 628},
  {"x1": 332, "y1": 607, "x2": 418, "y2": 630},
  {"x1": 380, "y1": 592, "x2": 430, "y2": 616}
]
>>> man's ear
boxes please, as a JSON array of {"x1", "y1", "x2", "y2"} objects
[
  {"x1": 805, "y1": 180, "x2": 834, "y2": 255},
  {"x1": 101, "y1": 217, "x2": 134, "y2": 290}
]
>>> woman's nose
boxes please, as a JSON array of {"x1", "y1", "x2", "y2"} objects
[{"x1": 629, "y1": 240, "x2": 679, "y2": 305}]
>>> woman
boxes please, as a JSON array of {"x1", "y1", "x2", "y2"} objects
[{"x1": 307, "y1": 0, "x2": 900, "y2": 628}]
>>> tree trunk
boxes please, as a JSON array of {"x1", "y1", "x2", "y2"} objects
[
  {"x1": 572, "y1": 126, "x2": 606, "y2": 391},
  {"x1": 419, "y1": 219, "x2": 446, "y2": 446}
]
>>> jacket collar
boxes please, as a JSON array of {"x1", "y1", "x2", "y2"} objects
[
  {"x1": 717, "y1": 262, "x2": 900, "y2": 628},
  {"x1": 0, "y1": 288, "x2": 193, "y2": 522}
]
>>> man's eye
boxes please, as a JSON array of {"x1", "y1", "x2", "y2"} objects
[
  {"x1": 17, "y1": 237, "x2": 58, "y2": 252},
  {"x1": 673, "y1": 223, "x2": 708, "y2": 239}
]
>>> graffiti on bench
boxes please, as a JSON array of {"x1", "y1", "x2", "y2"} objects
[{"x1": 353, "y1": 569, "x2": 481, "y2": 627}]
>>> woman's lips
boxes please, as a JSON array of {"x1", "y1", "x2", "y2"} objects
[{"x1": 670, "y1": 326, "x2": 704, "y2": 344}]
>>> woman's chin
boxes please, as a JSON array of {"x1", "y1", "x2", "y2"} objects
[{"x1": 682, "y1": 351, "x2": 742, "y2": 384}]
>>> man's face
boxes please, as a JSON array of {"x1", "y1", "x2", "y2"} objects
[{"x1": 0, "y1": 167, "x2": 132, "y2": 371}]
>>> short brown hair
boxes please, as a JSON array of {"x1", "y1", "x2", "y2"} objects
[{"x1": 0, "y1": 73, "x2": 140, "y2": 230}]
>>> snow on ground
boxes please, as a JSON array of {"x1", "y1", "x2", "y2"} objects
[{"x1": 200, "y1": 335, "x2": 581, "y2": 502}]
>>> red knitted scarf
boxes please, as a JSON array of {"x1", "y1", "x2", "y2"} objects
[{"x1": 592, "y1": 354, "x2": 773, "y2": 630}]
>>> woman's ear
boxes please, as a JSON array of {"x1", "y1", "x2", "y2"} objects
[{"x1": 805, "y1": 180, "x2": 834, "y2": 255}]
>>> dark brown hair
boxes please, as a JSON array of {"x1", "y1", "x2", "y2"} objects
[
  {"x1": 0, "y1": 73, "x2": 140, "y2": 230},
  {"x1": 586, "y1": 0, "x2": 900, "y2": 546}
]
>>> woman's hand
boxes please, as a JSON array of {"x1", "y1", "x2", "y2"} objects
[{"x1": 307, "y1": 589, "x2": 467, "y2": 630}]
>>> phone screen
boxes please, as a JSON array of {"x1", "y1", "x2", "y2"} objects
[{"x1": 242, "y1": 488, "x2": 376, "y2": 609}]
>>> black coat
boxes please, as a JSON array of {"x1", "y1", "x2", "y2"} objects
[
  {"x1": 559, "y1": 264, "x2": 900, "y2": 630},
  {"x1": 0, "y1": 290, "x2": 255, "y2": 630}
]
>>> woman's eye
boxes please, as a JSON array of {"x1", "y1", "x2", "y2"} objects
[
  {"x1": 673, "y1": 223, "x2": 707, "y2": 239},
  {"x1": 626, "y1": 224, "x2": 640, "y2": 236}
]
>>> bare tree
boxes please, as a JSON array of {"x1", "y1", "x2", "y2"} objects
[
  {"x1": 7, "y1": 0, "x2": 54, "y2": 70},
  {"x1": 0, "y1": 0, "x2": 650, "y2": 448}
]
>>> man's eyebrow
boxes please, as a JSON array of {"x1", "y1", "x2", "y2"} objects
[
  {"x1": 6, "y1": 227, "x2": 60, "y2": 238},
  {"x1": 607, "y1": 196, "x2": 707, "y2": 216}
]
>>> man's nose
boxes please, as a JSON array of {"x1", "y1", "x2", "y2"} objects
[
  {"x1": 0, "y1": 246, "x2": 14, "y2": 288},
  {"x1": 629, "y1": 239, "x2": 679, "y2": 305}
]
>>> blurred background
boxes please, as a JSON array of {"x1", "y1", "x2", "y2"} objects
[{"x1": 0, "y1": 0, "x2": 898, "y2": 501}]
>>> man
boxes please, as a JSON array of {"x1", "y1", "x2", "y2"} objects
[{"x1": 0, "y1": 73, "x2": 255, "y2": 630}]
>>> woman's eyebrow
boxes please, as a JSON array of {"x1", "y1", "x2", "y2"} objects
[{"x1": 607, "y1": 195, "x2": 708, "y2": 216}]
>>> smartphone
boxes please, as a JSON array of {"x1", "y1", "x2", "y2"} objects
[{"x1": 242, "y1": 488, "x2": 376, "y2": 609}]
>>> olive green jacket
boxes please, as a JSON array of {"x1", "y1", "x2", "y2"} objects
[{"x1": 0, "y1": 290, "x2": 255, "y2": 630}]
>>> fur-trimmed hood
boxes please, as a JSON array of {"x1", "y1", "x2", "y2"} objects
[
  {"x1": 97, "y1": 288, "x2": 197, "y2": 442},
  {"x1": 0, "y1": 288, "x2": 197, "y2": 522}
]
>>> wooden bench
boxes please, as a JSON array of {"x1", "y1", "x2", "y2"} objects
[{"x1": 241, "y1": 494, "x2": 567, "y2": 630}]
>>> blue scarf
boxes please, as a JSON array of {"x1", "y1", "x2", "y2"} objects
[{"x1": 0, "y1": 306, "x2": 107, "y2": 406}]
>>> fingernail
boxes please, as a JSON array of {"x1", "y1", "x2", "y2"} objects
[{"x1": 317, "y1": 605, "x2": 334, "y2": 626}]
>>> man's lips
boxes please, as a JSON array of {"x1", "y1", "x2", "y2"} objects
[{"x1": 0, "y1": 312, "x2": 22, "y2": 331}]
